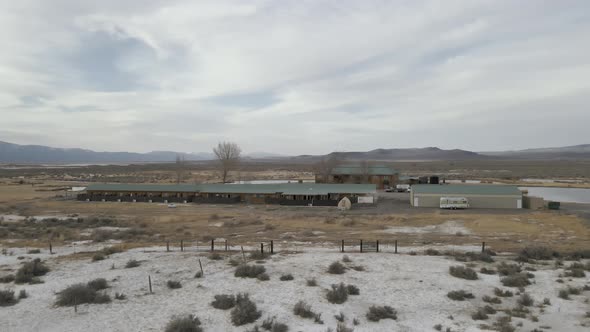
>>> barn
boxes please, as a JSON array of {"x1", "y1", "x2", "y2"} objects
[{"x1": 410, "y1": 184, "x2": 523, "y2": 209}]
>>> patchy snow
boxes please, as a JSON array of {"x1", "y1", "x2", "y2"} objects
[
  {"x1": 378, "y1": 220, "x2": 471, "y2": 235},
  {"x1": 0, "y1": 245, "x2": 588, "y2": 332}
]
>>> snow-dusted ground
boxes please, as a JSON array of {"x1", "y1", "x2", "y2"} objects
[{"x1": 0, "y1": 245, "x2": 589, "y2": 332}]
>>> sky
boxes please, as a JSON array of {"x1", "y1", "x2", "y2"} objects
[{"x1": 1, "y1": 0, "x2": 589, "y2": 155}]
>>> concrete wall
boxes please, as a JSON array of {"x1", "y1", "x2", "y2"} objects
[{"x1": 412, "y1": 194, "x2": 522, "y2": 209}]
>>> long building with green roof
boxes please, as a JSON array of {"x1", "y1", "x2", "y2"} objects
[{"x1": 79, "y1": 182, "x2": 377, "y2": 206}]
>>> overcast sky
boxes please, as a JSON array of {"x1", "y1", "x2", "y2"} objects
[{"x1": 1, "y1": 1, "x2": 589, "y2": 155}]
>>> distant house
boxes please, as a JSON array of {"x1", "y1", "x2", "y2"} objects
[{"x1": 315, "y1": 164, "x2": 398, "y2": 189}]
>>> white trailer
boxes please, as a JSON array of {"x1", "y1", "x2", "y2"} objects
[{"x1": 440, "y1": 197, "x2": 469, "y2": 209}]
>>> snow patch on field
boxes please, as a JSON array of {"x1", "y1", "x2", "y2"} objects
[
  {"x1": 378, "y1": 220, "x2": 471, "y2": 235},
  {"x1": 0, "y1": 245, "x2": 588, "y2": 332}
]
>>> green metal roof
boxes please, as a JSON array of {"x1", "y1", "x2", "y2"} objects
[
  {"x1": 280, "y1": 183, "x2": 376, "y2": 195},
  {"x1": 331, "y1": 165, "x2": 397, "y2": 176},
  {"x1": 85, "y1": 183, "x2": 377, "y2": 195},
  {"x1": 85, "y1": 183, "x2": 199, "y2": 193},
  {"x1": 412, "y1": 184, "x2": 522, "y2": 196}
]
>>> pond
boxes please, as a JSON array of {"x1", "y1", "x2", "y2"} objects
[{"x1": 519, "y1": 187, "x2": 590, "y2": 204}]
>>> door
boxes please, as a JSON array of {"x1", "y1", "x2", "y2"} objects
[
  {"x1": 517, "y1": 199, "x2": 522, "y2": 209},
  {"x1": 413, "y1": 197, "x2": 419, "y2": 207}
]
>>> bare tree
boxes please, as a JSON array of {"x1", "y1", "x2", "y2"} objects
[
  {"x1": 175, "y1": 154, "x2": 185, "y2": 184},
  {"x1": 213, "y1": 141, "x2": 242, "y2": 183},
  {"x1": 315, "y1": 154, "x2": 342, "y2": 183},
  {"x1": 360, "y1": 160, "x2": 371, "y2": 183}
]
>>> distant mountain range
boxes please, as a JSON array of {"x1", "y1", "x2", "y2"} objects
[
  {"x1": 292, "y1": 147, "x2": 484, "y2": 162},
  {"x1": 1, "y1": 140, "x2": 589, "y2": 163}
]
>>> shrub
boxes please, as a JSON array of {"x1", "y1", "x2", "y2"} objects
[
  {"x1": 351, "y1": 265, "x2": 365, "y2": 272},
  {"x1": 466, "y1": 252, "x2": 494, "y2": 263},
  {"x1": 257, "y1": 273, "x2": 270, "y2": 281},
  {"x1": 447, "y1": 290, "x2": 475, "y2": 301},
  {"x1": 15, "y1": 258, "x2": 49, "y2": 284},
  {"x1": 165, "y1": 315, "x2": 202, "y2": 332},
  {"x1": 483, "y1": 305, "x2": 497, "y2": 314},
  {"x1": 231, "y1": 293, "x2": 261, "y2": 326},
  {"x1": 211, "y1": 294, "x2": 236, "y2": 310},
  {"x1": 543, "y1": 298, "x2": 551, "y2": 305},
  {"x1": 558, "y1": 289, "x2": 570, "y2": 299},
  {"x1": 280, "y1": 274, "x2": 294, "y2": 281},
  {"x1": 497, "y1": 262, "x2": 521, "y2": 276},
  {"x1": 517, "y1": 246, "x2": 558, "y2": 261},
  {"x1": 566, "y1": 286, "x2": 581, "y2": 295},
  {"x1": 564, "y1": 269, "x2": 585, "y2": 278},
  {"x1": 229, "y1": 258, "x2": 241, "y2": 267},
  {"x1": 125, "y1": 260, "x2": 140, "y2": 268},
  {"x1": 517, "y1": 293, "x2": 533, "y2": 307},
  {"x1": 328, "y1": 261, "x2": 346, "y2": 274},
  {"x1": 471, "y1": 309, "x2": 488, "y2": 320},
  {"x1": 327, "y1": 283, "x2": 349, "y2": 304},
  {"x1": 306, "y1": 278, "x2": 317, "y2": 287},
  {"x1": 55, "y1": 283, "x2": 111, "y2": 306},
  {"x1": 334, "y1": 312, "x2": 345, "y2": 322},
  {"x1": 449, "y1": 266, "x2": 478, "y2": 280},
  {"x1": 342, "y1": 255, "x2": 351, "y2": 263},
  {"x1": 293, "y1": 300, "x2": 322, "y2": 323},
  {"x1": 425, "y1": 248, "x2": 440, "y2": 256},
  {"x1": 260, "y1": 317, "x2": 288, "y2": 332},
  {"x1": 480, "y1": 267, "x2": 496, "y2": 275},
  {"x1": 0, "y1": 274, "x2": 15, "y2": 283},
  {"x1": 92, "y1": 253, "x2": 105, "y2": 262},
  {"x1": 482, "y1": 295, "x2": 502, "y2": 304},
  {"x1": 194, "y1": 271, "x2": 203, "y2": 278},
  {"x1": 506, "y1": 305, "x2": 529, "y2": 318},
  {"x1": 366, "y1": 305, "x2": 397, "y2": 321},
  {"x1": 0, "y1": 290, "x2": 17, "y2": 306},
  {"x1": 114, "y1": 292, "x2": 126, "y2": 300},
  {"x1": 27, "y1": 249, "x2": 41, "y2": 254},
  {"x1": 101, "y1": 246, "x2": 123, "y2": 256},
  {"x1": 235, "y1": 265, "x2": 266, "y2": 278},
  {"x1": 209, "y1": 252, "x2": 223, "y2": 260},
  {"x1": 87, "y1": 278, "x2": 108, "y2": 291},
  {"x1": 494, "y1": 288, "x2": 513, "y2": 297},
  {"x1": 18, "y1": 289, "x2": 27, "y2": 299},
  {"x1": 167, "y1": 280, "x2": 182, "y2": 289},
  {"x1": 501, "y1": 274, "x2": 530, "y2": 288},
  {"x1": 346, "y1": 284, "x2": 360, "y2": 295}
]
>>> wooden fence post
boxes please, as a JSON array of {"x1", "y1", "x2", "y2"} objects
[
  {"x1": 211, "y1": 239, "x2": 214, "y2": 252},
  {"x1": 148, "y1": 275, "x2": 153, "y2": 294},
  {"x1": 241, "y1": 246, "x2": 246, "y2": 262},
  {"x1": 166, "y1": 241, "x2": 169, "y2": 252},
  {"x1": 341, "y1": 240, "x2": 344, "y2": 253},
  {"x1": 376, "y1": 240, "x2": 379, "y2": 253},
  {"x1": 49, "y1": 242, "x2": 53, "y2": 254},
  {"x1": 481, "y1": 241, "x2": 486, "y2": 253},
  {"x1": 180, "y1": 240, "x2": 184, "y2": 252},
  {"x1": 360, "y1": 239, "x2": 363, "y2": 253},
  {"x1": 270, "y1": 240, "x2": 274, "y2": 254},
  {"x1": 260, "y1": 243, "x2": 264, "y2": 254},
  {"x1": 198, "y1": 259, "x2": 204, "y2": 277},
  {"x1": 225, "y1": 240, "x2": 228, "y2": 251},
  {"x1": 395, "y1": 240, "x2": 398, "y2": 254}
]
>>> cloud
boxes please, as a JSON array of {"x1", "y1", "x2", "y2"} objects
[{"x1": 0, "y1": 0, "x2": 589, "y2": 154}]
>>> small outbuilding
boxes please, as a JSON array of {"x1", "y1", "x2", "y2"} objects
[{"x1": 410, "y1": 184, "x2": 523, "y2": 209}]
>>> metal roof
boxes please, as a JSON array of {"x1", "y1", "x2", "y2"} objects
[
  {"x1": 85, "y1": 183, "x2": 377, "y2": 195},
  {"x1": 412, "y1": 184, "x2": 522, "y2": 196},
  {"x1": 331, "y1": 165, "x2": 397, "y2": 176},
  {"x1": 85, "y1": 183, "x2": 199, "y2": 193}
]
